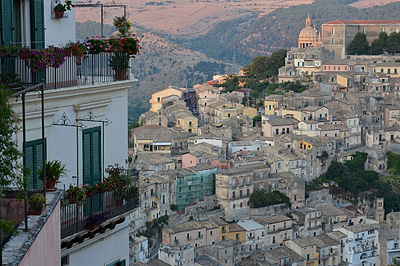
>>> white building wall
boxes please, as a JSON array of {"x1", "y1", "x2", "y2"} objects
[
  {"x1": 44, "y1": 0, "x2": 76, "y2": 46},
  {"x1": 11, "y1": 81, "x2": 135, "y2": 189},
  {"x1": 68, "y1": 220, "x2": 130, "y2": 265}
]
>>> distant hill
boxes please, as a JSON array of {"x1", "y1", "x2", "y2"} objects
[
  {"x1": 178, "y1": 0, "x2": 400, "y2": 65},
  {"x1": 76, "y1": 21, "x2": 115, "y2": 40},
  {"x1": 76, "y1": 22, "x2": 239, "y2": 121}
]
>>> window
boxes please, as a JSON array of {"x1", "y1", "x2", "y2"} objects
[
  {"x1": 363, "y1": 28, "x2": 366, "y2": 34},
  {"x1": 26, "y1": 138, "x2": 46, "y2": 189},
  {"x1": 247, "y1": 189, "x2": 250, "y2": 196},
  {"x1": 233, "y1": 204, "x2": 236, "y2": 209},
  {"x1": 107, "y1": 259, "x2": 126, "y2": 266},
  {"x1": 388, "y1": 69, "x2": 391, "y2": 74},
  {"x1": 232, "y1": 191, "x2": 235, "y2": 199},
  {"x1": 381, "y1": 69, "x2": 384, "y2": 73},
  {"x1": 395, "y1": 69, "x2": 398, "y2": 74},
  {"x1": 276, "y1": 129, "x2": 279, "y2": 135},
  {"x1": 227, "y1": 113, "x2": 231, "y2": 118},
  {"x1": 331, "y1": 38, "x2": 334, "y2": 45},
  {"x1": 236, "y1": 233, "x2": 239, "y2": 240},
  {"x1": 331, "y1": 28, "x2": 334, "y2": 35}
]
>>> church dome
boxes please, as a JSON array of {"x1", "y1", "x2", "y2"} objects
[
  {"x1": 299, "y1": 27, "x2": 318, "y2": 40},
  {"x1": 298, "y1": 14, "x2": 318, "y2": 48}
]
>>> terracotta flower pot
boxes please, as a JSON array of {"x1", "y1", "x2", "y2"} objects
[
  {"x1": 114, "y1": 69, "x2": 127, "y2": 80},
  {"x1": 46, "y1": 179, "x2": 57, "y2": 189},
  {"x1": 98, "y1": 189, "x2": 105, "y2": 194},
  {"x1": 69, "y1": 198, "x2": 76, "y2": 204},
  {"x1": 55, "y1": 10, "x2": 64, "y2": 19},
  {"x1": 87, "y1": 191, "x2": 93, "y2": 197}
]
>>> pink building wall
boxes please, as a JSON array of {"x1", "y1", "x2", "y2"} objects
[
  {"x1": 19, "y1": 202, "x2": 61, "y2": 266},
  {"x1": 182, "y1": 154, "x2": 205, "y2": 168},
  {"x1": 211, "y1": 159, "x2": 230, "y2": 170}
]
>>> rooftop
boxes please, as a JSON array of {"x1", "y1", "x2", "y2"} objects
[
  {"x1": 254, "y1": 214, "x2": 292, "y2": 225},
  {"x1": 237, "y1": 220, "x2": 265, "y2": 231},
  {"x1": 323, "y1": 20, "x2": 400, "y2": 25}
]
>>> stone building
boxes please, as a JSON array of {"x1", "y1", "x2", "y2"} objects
[
  {"x1": 321, "y1": 20, "x2": 400, "y2": 59},
  {"x1": 215, "y1": 163, "x2": 269, "y2": 221}
]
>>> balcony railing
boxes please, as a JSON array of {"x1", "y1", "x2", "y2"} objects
[
  {"x1": 0, "y1": 52, "x2": 131, "y2": 90},
  {"x1": 60, "y1": 187, "x2": 139, "y2": 239}
]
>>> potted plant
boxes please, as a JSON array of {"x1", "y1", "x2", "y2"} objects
[
  {"x1": 82, "y1": 184, "x2": 94, "y2": 197},
  {"x1": 95, "y1": 182, "x2": 106, "y2": 193},
  {"x1": 65, "y1": 184, "x2": 86, "y2": 204},
  {"x1": 28, "y1": 193, "x2": 46, "y2": 215},
  {"x1": 86, "y1": 213, "x2": 105, "y2": 230},
  {"x1": 54, "y1": 0, "x2": 73, "y2": 19},
  {"x1": 0, "y1": 45, "x2": 21, "y2": 57},
  {"x1": 37, "y1": 160, "x2": 68, "y2": 190},
  {"x1": 108, "y1": 52, "x2": 130, "y2": 80}
]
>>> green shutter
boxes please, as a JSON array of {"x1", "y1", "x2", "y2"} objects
[
  {"x1": 82, "y1": 127, "x2": 102, "y2": 216},
  {"x1": 30, "y1": 0, "x2": 45, "y2": 83},
  {"x1": 25, "y1": 139, "x2": 46, "y2": 189},
  {"x1": 30, "y1": 0, "x2": 44, "y2": 49},
  {"x1": 35, "y1": 142, "x2": 44, "y2": 188},
  {"x1": 26, "y1": 145, "x2": 34, "y2": 188},
  {"x1": 1, "y1": 0, "x2": 13, "y2": 45},
  {"x1": 83, "y1": 132, "x2": 92, "y2": 185},
  {"x1": 92, "y1": 130, "x2": 101, "y2": 184}
]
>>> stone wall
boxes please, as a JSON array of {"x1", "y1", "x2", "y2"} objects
[{"x1": 249, "y1": 203, "x2": 289, "y2": 218}]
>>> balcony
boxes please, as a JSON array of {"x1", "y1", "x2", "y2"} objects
[
  {"x1": 60, "y1": 186, "x2": 139, "y2": 241},
  {"x1": 0, "y1": 52, "x2": 133, "y2": 90}
]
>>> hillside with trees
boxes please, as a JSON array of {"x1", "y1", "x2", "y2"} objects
[
  {"x1": 306, "y1": 151, "x2": 400, "y2": 214},
  {"x1": 178, "y1": 0, "x2": 400, "y2": 65}
]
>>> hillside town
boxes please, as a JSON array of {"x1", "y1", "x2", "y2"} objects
[
  {"x1": 1, "y1": 1, "x2": 400, "y2": 265},
  {"x1": 126, "y1": 17, "x2": 400, "y2": 266}
]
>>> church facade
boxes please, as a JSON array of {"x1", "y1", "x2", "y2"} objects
[{"x1": 321, "y1": 20, "x2": 400, "y2": 59}]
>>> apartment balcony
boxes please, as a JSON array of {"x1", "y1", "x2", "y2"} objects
[
  {"x1": 60, "y1": 186, "x2": 139, "y2": 243},
  {"x1": 0, "y1": 52, "x2": 134, "y2": 90}
]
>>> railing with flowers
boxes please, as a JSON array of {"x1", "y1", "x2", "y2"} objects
[
  {"x1": 0, "y1": 35, "x2": 141, "y2": 89},
  {"x1": 61, "y1": 165, "x2": 140, "y2": 239}
]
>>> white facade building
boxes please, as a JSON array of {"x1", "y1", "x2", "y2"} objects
[
  {"x1": 334, "y1": 224, "x2": 380, "y2": 266},
  {"x1": 237, "y1": 220, "x2": 267, "y2": 252}
]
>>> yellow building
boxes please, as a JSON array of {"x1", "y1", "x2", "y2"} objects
[
  {"x1": 212, "y1": 218, "x2": 246, "y2": 243},
  {"x1": 297, "y1": 140, "x2": 313, "y2": 150},
  {"x1": 176, "y1": 113, "x2": 198, "y2": 134},
  {"x1": 375, "y1": 62, "x2": 400, "y2": 77},
  {"x1": 242, "y1": 107, "x2": 257, "y2": 118},
  {"x1": 150, "y1": 86, "x2": 184, "y2": 112},
  {"x1": 281, "y1": 109, "x2": 308, "y2": 121},
  {"x1": 265, "y1": 99, "x2": 280, "y2": 115},
  {"x1": 286, "y1": 238, "x2": 318, "y2": 266}
]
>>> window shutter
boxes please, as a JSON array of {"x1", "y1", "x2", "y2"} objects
[
  {"x1": 35, "y1": 141, "x2": 44, "y2": 188},
  {"x1": 25, "y1": 139, "x2": 46, "y2": 189},
  {"x1": 30, "y1": 0, "x2": 44, "y2": 49},
  {"x1": 92, "y1": 130, "x2": 101, "y2": 184},
  {"x1": 1, "y1": 0, "x2": 13, "y2": 44},
  {"x1": 82, "y1": 131, "x2": 92, "y2": 185},
  {"x1": 26, "y1": 145, "x2": 35, "y2": 189}
]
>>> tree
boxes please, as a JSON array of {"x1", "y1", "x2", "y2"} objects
[
  {"x1": 113, "y1": 16, "x2": 133, "y2": 37},
  {"x1": 347, "y1": 32, "x2": 369, "y2": 55},
  {"x1": 0, "y1": 86, "x2": 23, "y2": 239},
  {"x1": 387, "y1": 32, "x2": 400, "y2": 54},
  {"x1": 371, "y1": 31, "x2": 388, "y2": 55},
  {"x1": 0, "y1": 86, "x2": 23, "y2": 188}
]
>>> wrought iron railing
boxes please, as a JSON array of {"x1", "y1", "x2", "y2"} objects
[
  {"x1": 60, "y1": 186, "x2": 139, "y2": 239},
  {"x1": 0, "y1": 52, "x2": 131, "y2": 90}
]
